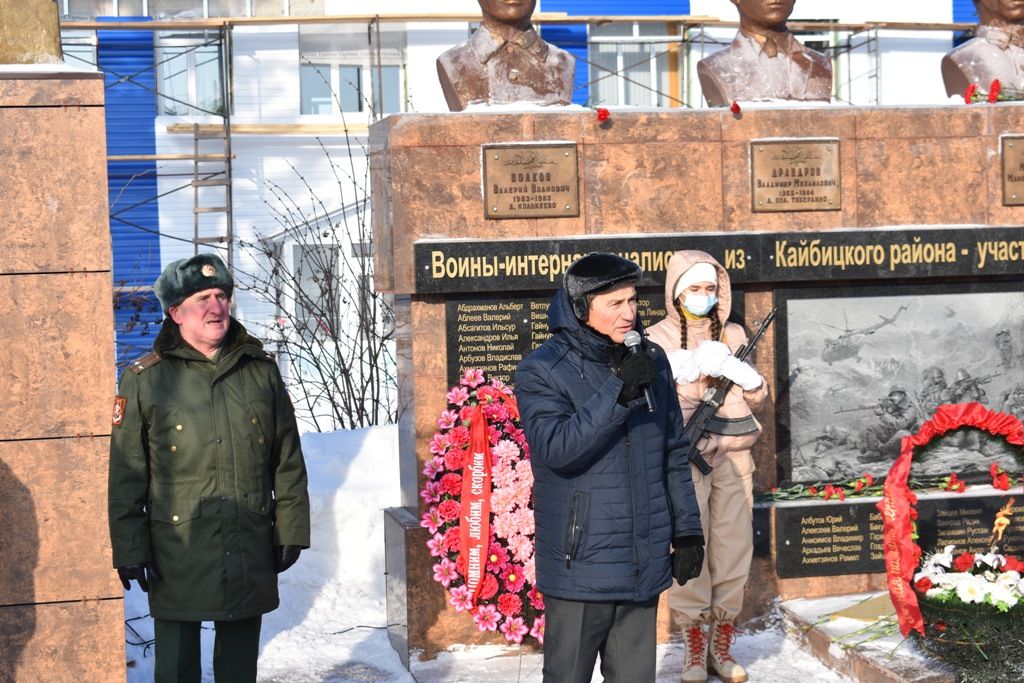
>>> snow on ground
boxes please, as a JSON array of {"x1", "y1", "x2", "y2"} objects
[{"x1": 123, "y1": 425, "x2": 851, "y2": 682}]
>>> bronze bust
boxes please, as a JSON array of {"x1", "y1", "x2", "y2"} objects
[
  {"x1": 436, "y1": 0, "x2": 575, "y2": 111},
  {"x1": 697, "y1": 0, "x2": 832, "y2": 106},
  {"x1": 942, "y1": 0, "x2": 1024, "y2": 96},
  {"x1": 0, "y1": 0, "x2": 62, "y2": 64}
]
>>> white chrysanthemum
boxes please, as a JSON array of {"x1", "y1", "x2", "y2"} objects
[
  {"x1": 933, "y1": 571, "x2": 965, "y2": 589},
  {"x1": 926, "y1": 587, "x2": 955, "y2": 601},
  {"x1": 1017, "y1": 577, "x2": 1024, "y2": 596},
  {"x1": 985, "y1": 582, "x2": 1018, "y2": 610},
  {"x1": 997, "y1": 570, "x2": 1021, "y2": 587},
  {"x1": 955, "y1": 575, "x2": 987, "y2": 604}
]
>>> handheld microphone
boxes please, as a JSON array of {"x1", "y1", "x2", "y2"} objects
[{"x1": 622, "y1": 330, "x2": 656, "y2": 413}]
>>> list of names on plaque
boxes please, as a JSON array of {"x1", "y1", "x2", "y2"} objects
[
  {"x1": 776, "y1": 501, "x2": 884, "y2": 578},
  {"x1": 446, "y1": 294, "x2": 666, "y2": 387},
  {"x1": 917, "y1": 496, "x2": 1024, "y2": 555},
  {"x1": 751, "y1": 140, "x2": 841, "y2": 213}
]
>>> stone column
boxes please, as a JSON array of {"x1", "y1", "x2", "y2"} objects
[{"x1": 0, "y1": 69, "x2": 124, "y2": 681}]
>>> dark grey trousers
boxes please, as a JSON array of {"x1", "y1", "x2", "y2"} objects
[
  {"x1": 154, "y1": 616, "x2": 262, "y2": 683},
  {"x1": 542, "y1": 595, "x2": 659, "y2": 683}
]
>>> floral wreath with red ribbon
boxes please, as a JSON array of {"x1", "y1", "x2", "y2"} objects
[
  {"x1": 878, "y1": 402, "x2": 1024, "y2": 636},
  {"x1": 419, "y1": 369, "x2": 544, "y2": 644}
]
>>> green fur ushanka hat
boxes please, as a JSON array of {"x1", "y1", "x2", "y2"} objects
[{"x1": 154, "y1": 253, "x2": 234, "y2": 315}]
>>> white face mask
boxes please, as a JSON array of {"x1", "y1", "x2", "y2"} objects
[{"x1": 683, "y1": 293, "x2": 717, "y2": 316}]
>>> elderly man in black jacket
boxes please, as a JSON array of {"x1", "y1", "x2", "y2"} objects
[{"x1": 514, "y1": 252, "x2": 704, "y2": 683}]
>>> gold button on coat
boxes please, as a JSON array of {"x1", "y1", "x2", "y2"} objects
[
  {"x1": 176, "y1": 424, "x2": 183, "y2": 431},
  {"x1": 170, "y1": 445, "x2": 177, "y2": 452},
  {"x1": 172, "y1": 515, "x2": 179, "y2": 522}
]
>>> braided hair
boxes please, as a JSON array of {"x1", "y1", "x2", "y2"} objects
[{"x1": 673, "y1": 298, "x2": 722, "y2": 350}]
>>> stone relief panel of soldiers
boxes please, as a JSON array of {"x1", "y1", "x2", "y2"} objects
[{"x1": 782, "y1": 288, "x2": 1024, "y2": 485}]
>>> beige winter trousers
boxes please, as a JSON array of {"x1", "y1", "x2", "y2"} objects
[{"x1": 667, "y1": 451, "x2": 755, "y2": 624}]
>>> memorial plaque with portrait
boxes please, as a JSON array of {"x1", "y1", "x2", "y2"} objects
[
  {"x1": 751, "y1": 140, "x2": 840, "y2": 213},
  {"x1": 775, "y1": 281, "x2": 1024, "y2": 486},
  {"x1": 1002, "y1": 136, "x2": 1024, "y2": 206}
]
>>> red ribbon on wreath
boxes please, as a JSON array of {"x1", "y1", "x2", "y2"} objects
[
  {"x1": 458, "y1": 406, "x2": 493, "y2": 606},
  {"x1": 879, "y1": 402, "x2": 1024, "y2": 636}
]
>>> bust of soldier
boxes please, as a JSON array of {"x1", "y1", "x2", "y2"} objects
[
  {"x1": 942, "y1": 0, "x2": 1024, "y2": 97},
  {"x1": 436, "y1": 0, "x2": 575, "y2": 111},
  {"x1": 0, "y1": 0, "x2": 63, "y2": 64},
  {"x1": 697, "y1": 0, "x2": 832, "y2": 106}
]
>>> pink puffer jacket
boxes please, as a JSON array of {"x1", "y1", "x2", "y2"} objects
[{"x1": 646, "y1": 250, "x2": 768, "y2": 462}]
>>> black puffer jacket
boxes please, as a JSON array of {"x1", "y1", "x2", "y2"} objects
[{"x1": 514, "y1": 289, "x2": 702, "y2": 602}]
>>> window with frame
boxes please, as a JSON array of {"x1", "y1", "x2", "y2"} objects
[
  {"x1": 155, "y1": 32, "x2": 224, "y2": 116},
  {"x1": 298, "y1": 23, "x2": 407, "y2": 117},
  {"x1": 589, "y1": 22, "x2": 676, "y2": 108}
]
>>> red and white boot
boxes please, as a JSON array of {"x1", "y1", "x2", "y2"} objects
[
  {"x1": 707, "y1": 621, "x2": 748, "y2": 683},
  {"x1": 681, "y1": 623, "x2": 708, "y2": 682}
]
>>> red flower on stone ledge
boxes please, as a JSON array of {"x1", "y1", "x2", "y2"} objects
[
  {"x1": 730, "y1": 100, "x2": 741, "y2": 115},
  {"x1": 989, "y1": 79, "x2": 1002, "y2": 103},
  {"x1": 596, "y1": 107, "x2": 610, "y2": 122},
  {"x1": 964, "y1": 83, "x2": 978, "y2": 104}
]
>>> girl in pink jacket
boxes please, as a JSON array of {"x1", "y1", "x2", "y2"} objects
[{"x1": 647, "y1": 250, "x2": 768, "y2": 683}]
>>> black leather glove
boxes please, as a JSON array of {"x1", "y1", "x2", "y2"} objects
[
  {"x1": 116, "y1": 561, "x2": 162, "y2": 592},
  {"x1": 274, "y1": 545, "x2": 302, "y2": 573},
  {"x1": 614, "y1": 350, "x2": 658, "y2": 406},
  {"x1": 671, "y1": 536, "x2": 705, "y2": 586}
]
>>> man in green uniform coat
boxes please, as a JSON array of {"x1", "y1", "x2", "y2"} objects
[{"x1": 109, "y1": 254, "x2": 311, "y2": 682}]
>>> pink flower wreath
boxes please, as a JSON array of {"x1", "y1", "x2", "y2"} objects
[{"x1": 420, "y1": 368, "x2": 545, "y2": 644}]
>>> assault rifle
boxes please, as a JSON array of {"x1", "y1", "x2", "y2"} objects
[
  {"x1": 682, "y1": 308, "x2": 777, "y2": 475},
  {"x1": 834, "y1": 403, "x2": 880, "y2": 415}
]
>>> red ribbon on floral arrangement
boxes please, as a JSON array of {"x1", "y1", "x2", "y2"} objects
[
  {"x1": 879, "y1": 402, "x2": 1024, "y2": 636},
  {"x1": 458, "y1": 406, "x2": 493, "y2": 606}
]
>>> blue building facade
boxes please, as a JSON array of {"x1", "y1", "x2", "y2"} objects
[{"x1": 540, "y1": 1, "x2": 691, "y2": 105}]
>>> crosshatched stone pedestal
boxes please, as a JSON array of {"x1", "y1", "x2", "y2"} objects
[
  {"x1": 371, "y1": 104, "x2": 1024, "y2": 665},
  {"x1": 0, "y1": 69, "x2": 123, "y2": 681}
]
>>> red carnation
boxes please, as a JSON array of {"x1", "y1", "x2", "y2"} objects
[
  {"x1": 964, "y1": 83, "x2": 978, "y2": 104},
  {"x1": 440, "y1": 473, "x2": 463, "y2": 496},
  {"x1": 1003, "y1": 555, "x2": 1023, "y2": 572},
  {"x1": 596, "y1": 107, "x2": 610, "y2": 122},
  {"x1": 459, "y1": 405, "x2": 476, "y2": 422},
  {"x1": 914, "y1": 576, "x2": 933, "y2": 593},
  {"x1": 854, "y1": 480, "x2": 864, "y2": 492},
  {"x1": 934, "y1": 621, "x2": 947, "y2": 633},
  {"x1": 730, "y1": 100, "x2": 741, "y2": 114},
  {"x1": 953, "y1": 551, "x2": 975, "y2": 573},
  {"x1": 444, "y1": 448, "x2": 466, "y2": 472},
  {"x1": 497, "y1": 592, "x2": 523, "y2": 617},
  {"x1": 837, "y1": 488, "x2": 846, "y2": 501},
  {"x1": 995, "y1": 472, "x2": 1011, "y2": 490},
  {"x1": 808, "y1": 486, "x2": 818, "y2": 495},
  {"x1": 989, "y1": 79, "x2": 1002, "y2": 103},
  {"x1": 864, "y1": 473, "x2": 874, "y2": 487},
  {"x1": 437, "y1": 498, "x2": 461, "y2": 521},
  {"x1": 476, "y1": 386, "x2": 502, "y2": 404},
  {"x1": 478, "y1": 573, "x2": 499, "y2": 600},
  {"x1": 438, "y1": 473, "x2": 462, "y2": 493},
  {"x1": 442, "y1": 527, "x2": 461, "y2": 553}
]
